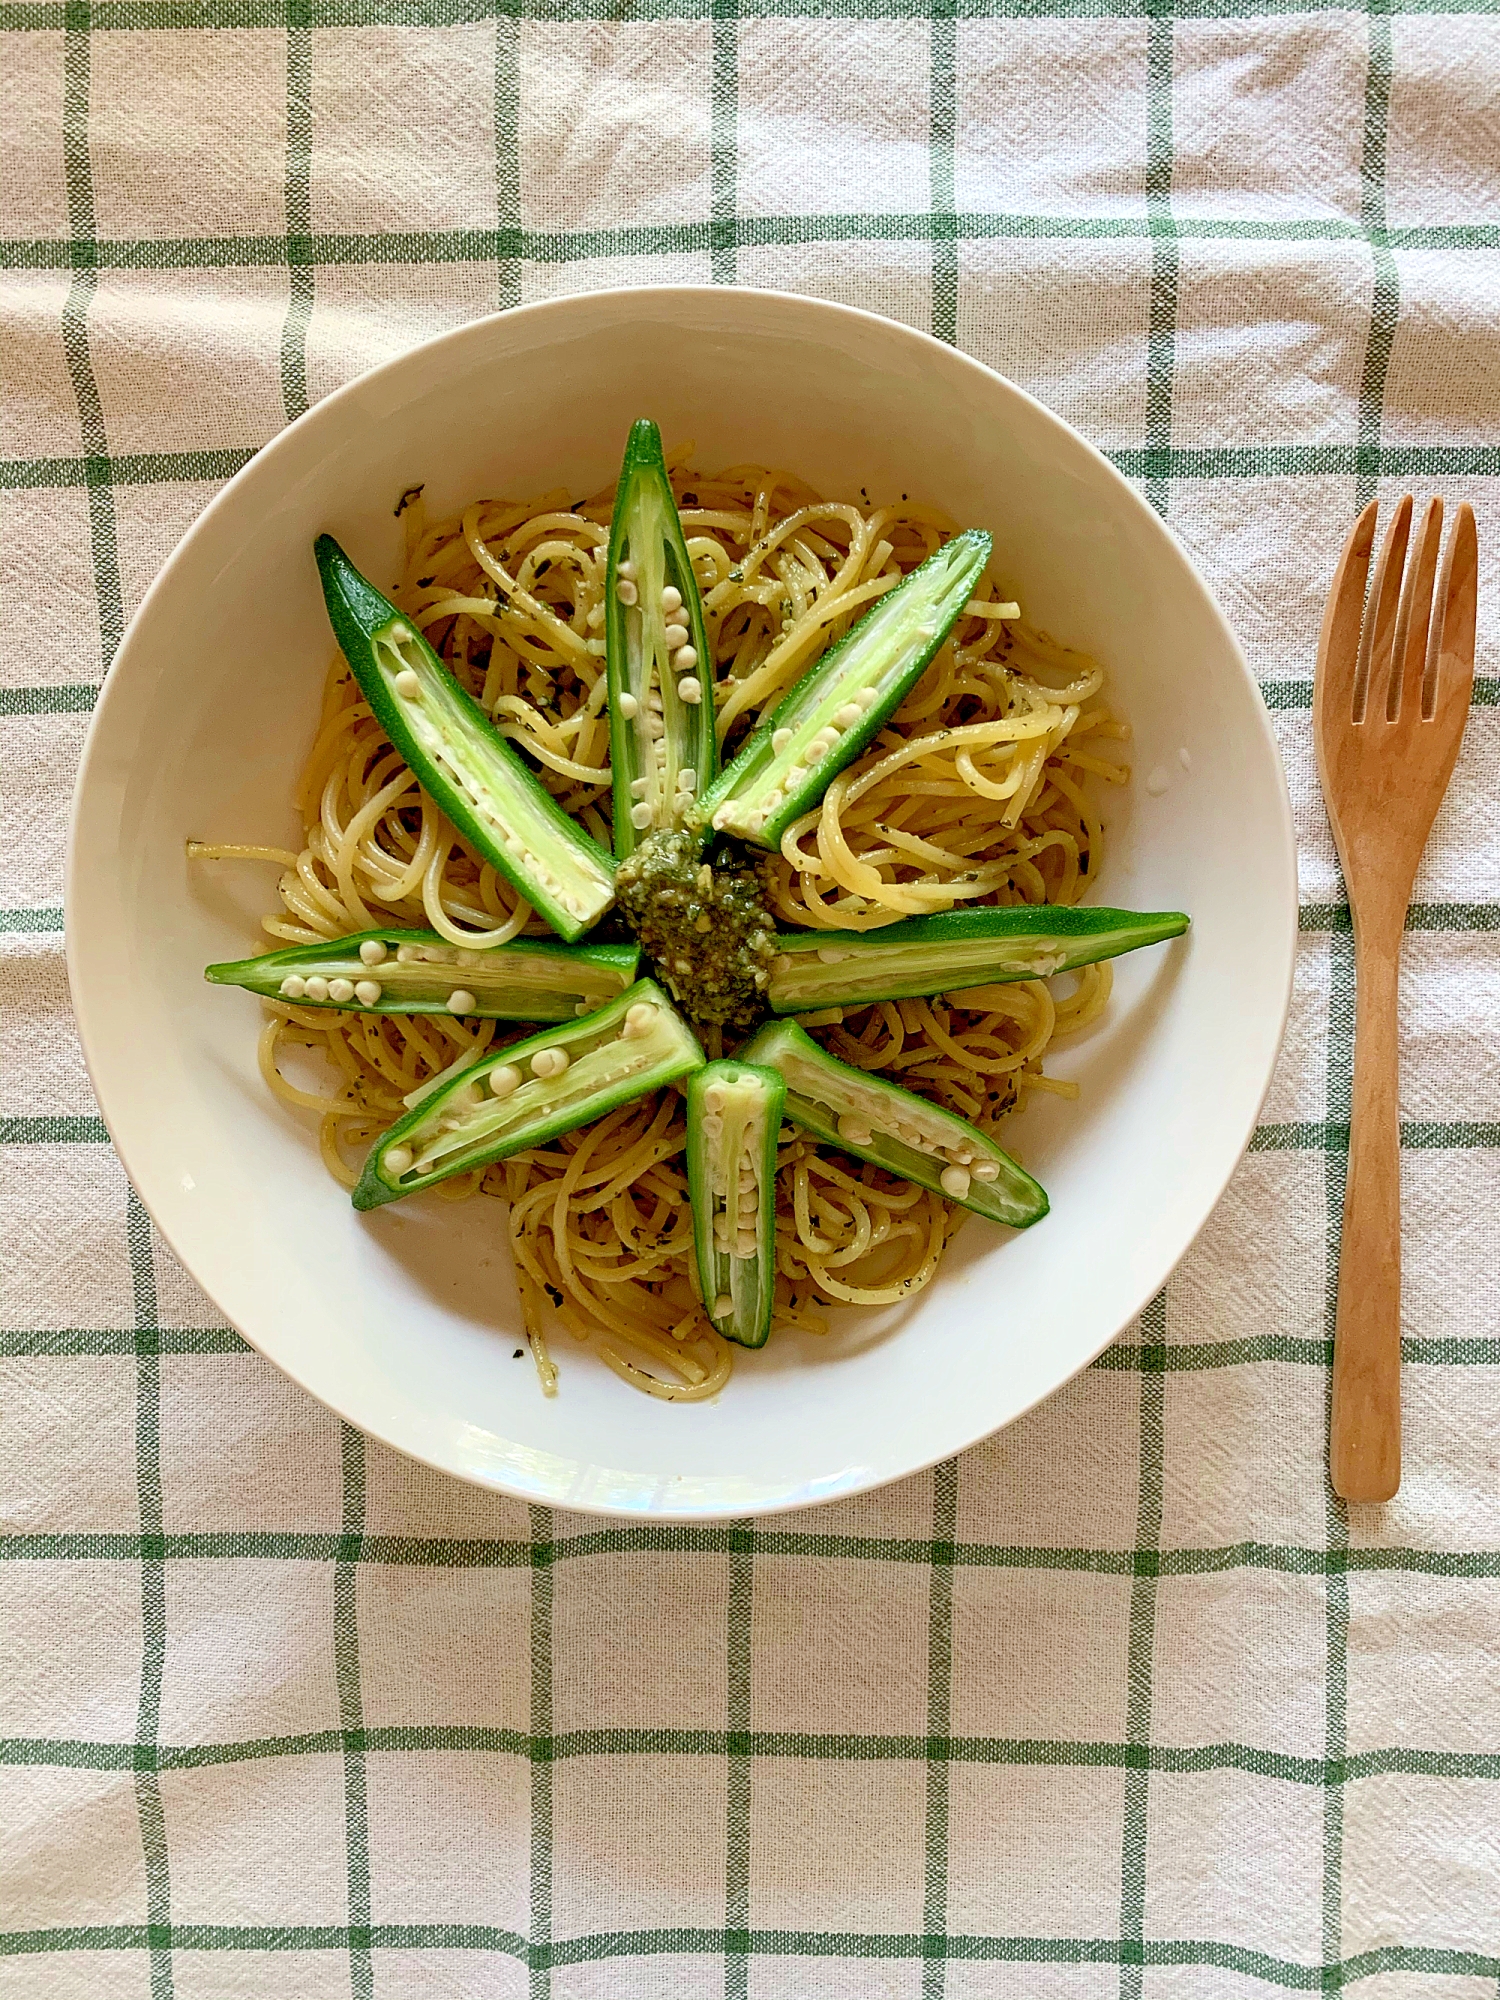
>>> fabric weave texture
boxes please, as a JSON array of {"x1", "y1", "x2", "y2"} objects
[{"x1": 3, "y1": 7, "x2": 1499, "y2": 1995}]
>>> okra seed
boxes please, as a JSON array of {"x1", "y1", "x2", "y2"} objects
[
  {"x1": 817, "y1": 947, "x2": 852, "y2": 963},
  {"x1": 629, "y1": 777, "x2": 649, "y2": 798},
  {"x1": 394, "y1": 669, "x2": 421, "y2": 698},
  {"x1": 489, "y1": 1065, "x2": 522, "y2": 1098},
  {"x1": 531, "y1": 1047, "x2": 568, "y2": 1079},
  {"x1": 385, "y1": 1145, "x2": 414, "y2": 1176},
  {"x1": 354, "y1": 979, "x2": 382, "y2": 1005},
  {"x1": 835, "y1": 702, "x2": 863, "y2": 728},
  {"x1": 678, "y1": 768, "x2": 697, "y2": 793},
  {"x1": 664, "y1": 623, "x2": 689, "y2": 648},
  {"x1": 629, "y1": 801, "x2": 654, "y2": 830},
  {"x1": 772, "y1": 728, "x2": 793, "y2": 752},
  {"x1": 616, "y1": 579, "x2": 638, "y2": 606},
  {"x1": 972, "y1": 1161, "x2": 1000, "y2": 1182},
  {"x1": 447, "y1": 989, "x2": 477, "y2": 1014},
  {"x1": 660, "y1": 586, "x2": 682, "y2": 615},
  {"x1": 304, "y1": 976, "x2": 330, "y2": 1002},
  {"x1": 618, "y1": 692, "x2": 639, "y2": 719},
  {"x1": 359, "y1": 940, "x2": 387, "y2": 966},
  {"x1": 678, "y1": 677, "x2": 702, "y2": 705},
  {"x1": 813, "y1": 727, "x2": 839, "y2": 753},
  {"x1": 712, "y1": 806, "x2": 731, "y2": 830},
  {"x1": 838, "y1": 1115, "x2": 874, "y2": 1146},
  {"x1": 672, "y1": 645, "x2": 698, "y2": 674},
  {"x1": 773, "y1": 955, "x2": 792, "y2": 971},
  {"x1": 648, "y1": 686, "x2": 664, "y2": 709},
  {"x1": 617, "y1": 559, "x2": 637, "y2": 581},
  {"x1": 396, "y1": 945, "x2": 421, "y2": 963},
  {"x1": 713, "y1": 1293, "x2": 733, "y2": 1318},
  {"x1": 940, "y1": 1165, "x2": 972, "y2": 1199},
  {"x1": 622, "y1": 1002, "x2": 658, "y2": 1039},
  {"x1": 858, "y1": 684, "x2": 880, "y2": 708},
  {"x1": 279, "y1": 975, "x2": 306, "y2": 998},
  {"x1": 703, "y1": 1084, "x2": 727, "y2": 1112},
  {"x1": 735, "y1": 1232, "x2": 757, "y2": 1256}
]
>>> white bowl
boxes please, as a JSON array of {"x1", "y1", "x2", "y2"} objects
[{"x1": 67, "y1": 288, "x2": 1296, "y2": 1519}]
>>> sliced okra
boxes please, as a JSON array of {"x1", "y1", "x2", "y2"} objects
[
  {"x1": 693, "y1": 528, "x2": 992, "y2": 851},
  {"x1": 606, "y1": 421, "x2": 718, "y2": 856},
  {"x1": 353, "y1": 978, "x2": 703, "y2": 1209},
  {"x1": 768, "y1": 905, "x2": 1189, "y2": 1013},
  {"x1": 316, "y1": 535, "x2": 617, "y2": 943},
  {"x1": 739, "y1": 1019, "x2": 1047, "y2": 1229},
  {"x1": 687, "y1": 1060, "x2": 785, "y2": 1349},
  {"x1": 206, "y1": 928, "x2": 640, "y2": 1021}
]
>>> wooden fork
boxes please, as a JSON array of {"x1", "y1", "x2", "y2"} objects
[{"x1": 1313, "y1": 496, "x2": 1478, "y2": 1502}]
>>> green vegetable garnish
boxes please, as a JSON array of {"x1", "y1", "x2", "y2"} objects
[
  {"x1": 207, "y1": 928, "x2": 639, "y2": 1021},
  {"x1": 352, "y1": 979, "x2": 703, "y2": 1209},
  {"x1": 687, "y1": 1059, "x2": 785, "y2": 1349},
  {"x1": 316, "y1": 535, "x2": 617, "y2": 942},
  {"x1": 740, "y1": 1018, "x2": 1048, "y2": 1229},
  {"x1": 606, "y1": 420, "x2": 718, "y2": 855},
  {"x1": 692, "y1": 529, "x2": 992, "y2": 850},
  {"x1": 767, "y1": 906, "x2": 1190, "y2": 1013}
]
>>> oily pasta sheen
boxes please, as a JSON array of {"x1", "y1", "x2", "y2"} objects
[{"x1": 200, "y1": 452, "x2": 1128, "y2": 1400}]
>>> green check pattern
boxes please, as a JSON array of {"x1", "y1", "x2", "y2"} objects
[{"x1": 3, "y1": 6, "x2": 1499, "y2": 1994}]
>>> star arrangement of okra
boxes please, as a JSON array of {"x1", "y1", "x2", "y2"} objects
[{"x1": 208, "y1": 422, "x2": 1187, "y2": 1356}]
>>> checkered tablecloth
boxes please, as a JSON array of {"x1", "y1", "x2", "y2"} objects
[{"x1": 4, "y1": 6, "x2": 1500, "y2": 1994}]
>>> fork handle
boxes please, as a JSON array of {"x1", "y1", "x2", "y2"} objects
[{"x1": 1330, "y1": 911, "x2": 1404, "y2": 1502}]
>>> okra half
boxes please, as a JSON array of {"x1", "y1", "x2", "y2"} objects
[
  {"x1": 687, "y1": 1060, "x2": 785, "y2": 1349},
  {"x1": 606, "y1": 421, "x2": 718, "y2": 856},
  {"x1": 740, "y1": 1019, "x2": 1047, "y2": 1229},
  {"x1": 353, "y1": 978, "x2": 704, "y2": 1209},
  {"x1": 206, "y1": 928, "x2": 640, "y2": 1022},
  {"x1": 694, "y1": 529, "x2": 992, "y2": 851},
  {"x1": 768, "y1": 905, "x2": 1189, "y2": 1013},
  {"x1": 317, "y1": 535, "x2": 617, "y2": 943}
]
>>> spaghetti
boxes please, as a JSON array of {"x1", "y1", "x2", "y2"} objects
[{"x1": 200, "y1": 451, "x2": 1129, "y2": 1400}]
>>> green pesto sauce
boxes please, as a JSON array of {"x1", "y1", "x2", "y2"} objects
[{"x1": 615, "y1": 830, "x2": 778, "y2": 1032}]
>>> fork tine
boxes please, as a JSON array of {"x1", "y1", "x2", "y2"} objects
[
  {"x1": 1357, "y1": 494, "x2": 1413, "y2": 723},
  {"x1": 1391, "y1": 497, "x2": 1444, "y2": 721},
  {"x1": 1426, "y1": 501, "x2": 1478, "y2": 721},
  {"x1": 1314, "y1": 499, "x2": 1378, "y2": 726}
]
